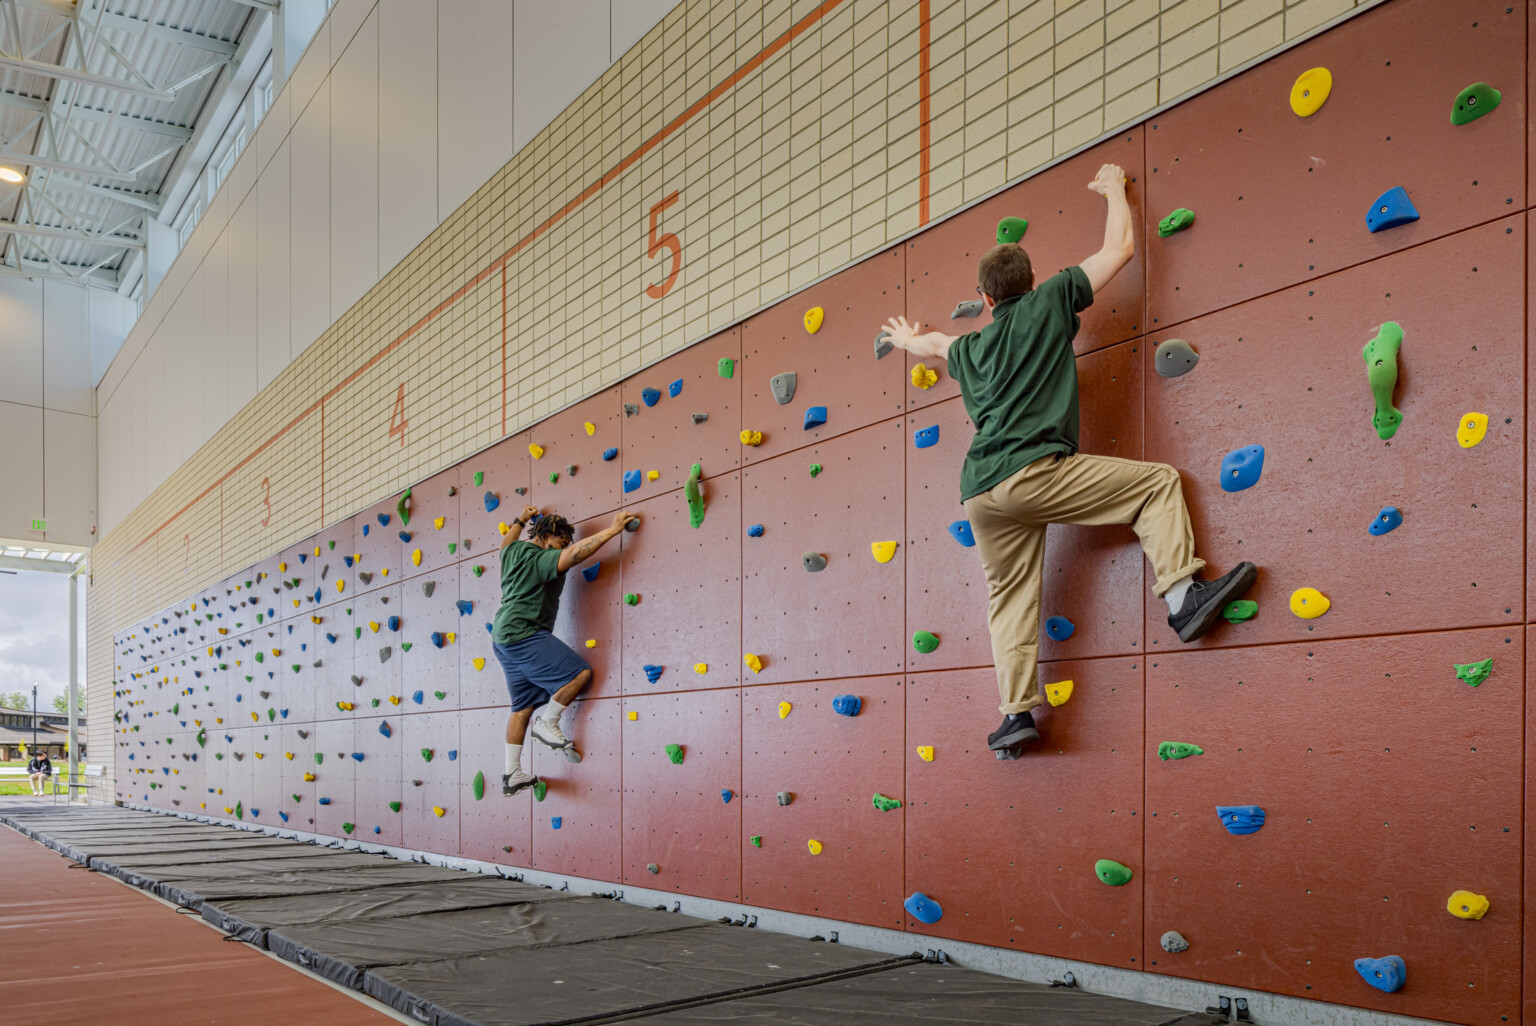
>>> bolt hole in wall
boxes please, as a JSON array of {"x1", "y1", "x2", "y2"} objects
[{"x1": 111, "y1": 0, "x2": 1532, "y2": 1022}]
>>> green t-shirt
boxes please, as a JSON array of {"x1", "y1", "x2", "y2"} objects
[
  {"x1": 492, "y1": 540, "x2": 567, "y2": 645},
  {"x1": 947, "y1": 266, "x2": 1094, "y2": 502}
]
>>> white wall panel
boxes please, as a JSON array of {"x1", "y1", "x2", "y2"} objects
[
  {"x1": 175, "y1": 267, "x2": 206, "y2": 456},
  {"x1": 42, "y1": 279, "x2": 91, "y2": 416},
  {"x1": 0, "y1": 400, "x2": 43, "y2": 538},
  {"x1": 437, "y1": 0, "x2": 512, "y2": 220},
  {"x1": 287, "y1": 16, "x2": 330, "y2": 117},
  {"x1": 0, "y1": 276, "x2": 43, "y2": 406},
  {"x1": 290, "y1": 80, "x2": 332, "y2": 358},
  {"x1": 329, "y1": 0, "x2": 375, "y2": 65},
  {"x1": 228, "y1": 191, "x2": 260, "y2": 414},
  {"x1": 144, "y1": 332, "x2": 164, "y2": 497},
  {"x1": 330, "y1": 9, "x2": 380, "y2": 321},
  {"x1": 128, "y1": 357, "x2": 146, "y2": 516},
  {"x1": 88, "y1": 288, "x2": 132, "y2": 388},
  {"x1": 257, "y1": 140, "x2": 291, "y2": 391},
  {"x1": 378, "y1": 0, "x2": 438, "y2": 274},
  {"x1": 513, "y1": 0, "x2": 610, "y2": 153},
  {"x1": 44, "y1": 409, "x2": 95, "y2": 544},
  {"x1": 97, "y1": 391, "x2": 121, "y2": 532},
  {"x1": 610, "y1": 0, "x2": 678, "y2": 61},
  {"x1": 203, "y1": 232, "x2": 231, "y2": 444}
]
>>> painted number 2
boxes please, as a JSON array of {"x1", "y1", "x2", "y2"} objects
[
  {"x1": 389, "y1": 383, "x2": 408, "y2": 447},
  {"x1": 645, "y1": 191, "x2": 681, "y2": 299}
]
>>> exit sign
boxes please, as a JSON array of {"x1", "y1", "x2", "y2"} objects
[{"x1": 30, "y1": 518, "x2": 45, "y2": 531}]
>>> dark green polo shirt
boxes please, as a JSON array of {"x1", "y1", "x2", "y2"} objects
[
  {"x1": 492, "y1": 540, "x2": 566, "y2": 644},
  {"x1": 947, "y1": 266, "x2": 1094, "y2": 502}
]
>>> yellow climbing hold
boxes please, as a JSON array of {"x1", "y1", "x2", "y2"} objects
[
  {"x1": 912, "y1": 364, "x2": 938, "y2": 390},
  {"x1": 311, "y1": 616, "x2": 323, "y2": 625},
  {"x1": 778, "y1": 701, "x2": 792, "y2": 719},
  {"x1": 529, "y1": 443, "x2": 544, "y2": 459},
  {"x1": 337, "y1": 580, "x2": 345, "y2": 593},
  {"x1": 584, "y1": 421, "x2": 596, "y2": 436},
  {"x1": 411, "y1": 549, "x2": 422, "y2": 567},
  {"x1": 250, "y1": 712, "x2": 258, "y2": 722},
  {"x1": 284, "y1": 752, "x2": 294, "y2": 760},
  {"x1": 804, "y1": 306, "x2": 824, "y2": 334},
  {"x1": 1289, "y1": 67, "x2": 1332, "y2": 117},
  {"x1": 433, "y1": 516, "x2": 445, "y2": 530},
  {"x1": 279, "y1": 562, "x2": 287, "y2": 572},
  {"x1": 1289, "y1": 587, "x2": 1331, "y2": 619},
  {"x1": 388, "y1": 695, "x2": 401, "y2": 705},
  {"x1": 303, "y1": 772, "x2": 315, "y2": 781},
  {"x1": 369, "y1": 621, "x2": 381, "y2": 633},
  {"x1": 585, "y1": 639, "x2": 597, "y2": 648},
  {"x1": 499, "y1": 522, "x2": 511, "y2": 535},
  {"x1": 1457, "y1": 411, "x2": 1488, "y2": 449},
  {"x1": 807, "y1": 839, "x2": 823, "y2": 855},
  {"x1": 627, "y1": 710, "x2": 638, "y2": 721},
  {"x1": 337, "y1": 701, "x2": 354, "y2": 711},
  {"x1": 693, "y1": 663, "x2": 708, "y2": 674},
  {"x1": 446, "y1": 632, "x2": 456, "y2": 644},
  {"x1": 472, "y1": 657, "x2": 486, "y2": 671},
  {"x1": 432, "y1": 806, "x2": 447, "y2": 818},
  {"x1": 744, "y1": 653, "x2": 763, "y2": 674},
  {"x1": 314, "y1": 546, "x2": 321, "y2": 556},
  {"x1": 1447, "y1": 890, "x2": 1489, "y2": 920},
  {"x1": 1045, "y1": 680, "x2": 1074, "y2": 707},
  {"x1": 254, "y1": 752, "x2": 264, "y2": 759},
  {"x1": 647, "y1": 470, "x2": 659, "y2": 482},
  {"x1": 871, "y1": 541, "x2": 898, "y2": 564},
  {"x1": 381, "y1": 568, "x2": 389, "y2": 577},
  {"x1": 917, "y1": 745, "x2": 934, "y2": 762},
  {"x1": 740, "y1": 429, "x2": 763, "y2": 447}
]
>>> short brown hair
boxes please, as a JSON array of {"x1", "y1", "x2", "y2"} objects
[{"x1": 977, "y1": 244, "x2": 1034, "y2": 302}]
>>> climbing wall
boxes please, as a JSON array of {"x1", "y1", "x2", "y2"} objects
[{"x1": 112, "y1": 0, "x2": 1530, "y2": 1021}]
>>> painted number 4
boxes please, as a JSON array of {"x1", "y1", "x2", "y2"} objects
[
  {"x1": 645, "y1": 191, "x2": 681, "y2": 299},
  {"x1": 389, "y1": 383, "x2": 408, "y2": 447}
]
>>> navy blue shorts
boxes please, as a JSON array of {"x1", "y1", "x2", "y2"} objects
[{"x1": 493, "y1": 632, "x2": 590, "y2": 711}]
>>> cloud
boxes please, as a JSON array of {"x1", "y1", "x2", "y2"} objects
[{"x1": 0, "y1": 571, "x2": 86, "y2": 709}]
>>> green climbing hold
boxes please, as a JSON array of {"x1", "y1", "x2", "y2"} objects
[
  {"x1": 718, "y1": 357, "x2": 734, "y2": 379},
  {"x1": 314, "y1": 752, "x2": 323, "y2": 764},
  {"x1": 1157, "y1": 741, "x2": 1204, "y2": 761},
  {"x1": 1158, "y1": 208, "x2": 1194, "y2": 237},
  {"x1": 397, "y1": 486, "x2": 411, "y2": 527},
  {"x1": 235, "y1": 801, "x2": 243, "y2": 820},
  {"x1": 624, "y1": 593, "x2": 639, "y2": 606},
  {"x1": 1362, "y1": 321, "x2": 1403, "y2": 440},
  {"x1": 473, "y1": 771, "x2": 485, "y2": 801},
  {"x1": 448, "y1": 542, "x2": 457, "y2": 554},
  {"x1": 872, "y1": 793, "x2": 902, "y2": 812},
  {"x1": 1222, "y1": 599, "x2": 1258, "y2": 623},
  {"x1": 750, "y1": 835, "x2": 762, "y2": 847},
  {"x1": 1455, "y1": 658, "x2": 1493, "y2": 687},
  {"x1": 171, "y1": 702, "x2": 179, "y2": 715},
  {"x1": 549, "y1": 472, "x2": 559, "y2": 483},
  {"x1": 912, "y1": 630, "x2": 940, "y2": 654},
  {"x1": 389, "y1": 801, "x2": 401, "y2": 812},
  {"x1": 1451, "y1": 82, "x2": 1501, "y2": 126},
  {"x1": 342, "y1": 822, "x2": 355, "y2": 834},
  {"x1": 685, "y1": 463, "x2": 705, "y2": 529},
  {"x1": 472, "y1": 564, "x2": 483, "y2": 576},
  {"x1": 809, "y1": 464, "x2": 822, "y2": 478},
  {"x1": 196, "y1": 728, "x2": 207, "y2": 748},
  {"x1": 1095, "y1": 858, "x2": 1133, "y2": 886},
  {"x1": 474, "y1": 471, "x2": 484, "y2": 486},
  {"x1": 533, "y1": 780, "x2": 547, "y2": 802},
  {"x1": 421, "y1": 748, "x2": 434, "y2": 762},
  {"x1": 434, "y1": 691, "x2": 446, "y2": 700},
  {"x1": 996, "y1": 216, "x2": 1028, "y2": 245},
  {"x1": 665, "y1": 743, "x2": 684, "y2": 764}
]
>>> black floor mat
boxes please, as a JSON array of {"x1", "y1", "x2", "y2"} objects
[{"x1": 149, "y1": 861, "x2": 469, "y2": 907}]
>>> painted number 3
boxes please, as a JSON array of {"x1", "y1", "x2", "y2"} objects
[{"x1": 645, "y1": 191, "x2": 681, "y2": 299}]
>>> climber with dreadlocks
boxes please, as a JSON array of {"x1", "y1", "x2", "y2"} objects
[{"x1": 492, "y1": 504, "x2": 638, "y2": 795}]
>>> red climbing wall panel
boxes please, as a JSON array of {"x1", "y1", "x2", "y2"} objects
[
  {"x1": 351, "y1": 583, "x2": 402, "y2": 721},
  {"x1": 403, "y1": 467, "x2": 461, "y2": 578},
  {"x1": 740, "y1": 677, "x2": 906, "y2": 929},
  {"x1": 528, "y1": 695, "x2": 623, "y2": 882},
  {"x1": 280, "y1": 720, "x2": 317, "y2": 832},
  {"x1": 399, "y1": 568, "x2": 460, "y2": 714},
  {"x1": 277, "y1": 618, "x2": 315, "y2": 724},
  {"x1": 740, "y1": 421, "x2": 906, "y2": 683},
  {"x1": 354, "y1": 707, "x2": 402, "y2": 846},
  {"x1": 400, "y1": 710, "x2": 460, "y2": 854},
  {"x1": 1525, "y1": 626, "x2": 1536, "y2": 1026},
  {"x1": 619, "y1": 328, "x2": 742, "y2": 503},
  {"x1": 351, "y1": 496, "x2": 402, "y2": 599},
  {"x1": 1144, "y1": 218, "x2": 1525, "y2": 649},
  {"x1": 1144, "y1": 629, "x2": 1523, "y2": 1024},
  {"x1": 310, "y1": 603, "x2": 351, "y2": 718},
  {"x1": 458, "y1": 705, "x2": 532, "y2": 864},
  {"x1": 737, "y1": 248, "x2": 907, "y2": 465},
  {"x1": 522, "y1": 388, "x2": 624, "y2": 524},
  {"x1": 1143, "y1": 0, "x2": 1525, "y2": 330},
  {"x1": 904, "y1": 662, "x2": 1145, "y2": 967},
  {"x1": 309, "y1": 518, "x2": 355, "y2": 611},
  {"x1": 456, "y1": 556, "x2": 505, "y2": 710},
  {"x1": 620, "y1": 689, "x2": 742, "y2": 901},
  {"x1": 549, "y1": 512, "x2": 625, "y2": 700},
  {"x1": 619, "y1": 473, "x2": 742, "y2": 695},
  {"x1": 313, "y1": 717, "x2": 355, "y2": 837}
]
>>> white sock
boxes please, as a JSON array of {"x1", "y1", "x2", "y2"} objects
[
  {"x1": 504, "y1": 743, "x2": 522, "y2": 776},
  {"x1": 1164, "y1": 575, "x2": 1196, "y2": 614},
  {"x1": 542, "y1": 699, "x2": 568, "y2": 724}
]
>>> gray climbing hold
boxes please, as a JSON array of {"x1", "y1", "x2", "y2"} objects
[
  {"x1": 1161, "y1": 931, "x2": 1189, "y2": 954},
  {"x1": 423, "y1": 581, "x2": 435, "y2": 598},
  {"x1": 691, "y1": 413, "x2": 708, "y2": 424},
  {"x1": 802, "y1": 552, "x2": 827, "y2": 573},
  {"x1": 874, "y1": 331, "x2": 894, "y2": 360},
  {"x1": 647, "y1": 862, "x2": 659, "y2": 874},
  {"x1": 777, "y1": 791, "x2": 793, "y2": 806},
  {"x1": 379, "y1": 646, "x2": 392, "y2": 663},
  {"x1": 770, "y1": 372, "x2": 797, "y2": 406},
  {"x1": 624, "y1": 403, "x2": 639, "y2": 417},
  {"x1": 951, "y1": 299, "x2": 984, "y2": 319},
  {"x1": 1155, "y1": 338, "x2": 1198, "y2": 378}
]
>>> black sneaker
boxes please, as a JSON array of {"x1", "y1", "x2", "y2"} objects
[
  {"x1": 502, "y1": 770, "x2": 538, "y2": 797},
  {"x1": 987, "y1": 711, "x2": 1039, "y2": 751},
  {"x1": 1168, "y1": 562, "x2": 1258, "y2": 642}
]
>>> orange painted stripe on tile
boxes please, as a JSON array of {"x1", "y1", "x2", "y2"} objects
[
  {"x1": 918, "y1": 0, "x2": 932, "y2": 225},
  {"x1": 119, "y1": 0, "x2": 849, "y2": 562}
]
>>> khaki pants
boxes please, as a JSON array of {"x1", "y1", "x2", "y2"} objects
[{"x1": 963, "y1": 453, "x2": 1205, "y2": 715}]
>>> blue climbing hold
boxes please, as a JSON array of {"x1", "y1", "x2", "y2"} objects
[
  {"x1": 904, "y1": 892, "x2": 943, "y2": 924},
  {"x1": 299, "y1": 553, "x2": 307, "y2": 563},
  {"x1": 668, "y1": 378, "x2": 683, "y2": 398},
  {"x1": 387, "y1": 615, "x2": 400, "y2": 632},
  {"x1": 279, "y1": 812, "x2": 289, "y2": 823},
  {"x1": 1365, "y1": 187, "x2": 1419, "y2": 233},
  {"x1": 1354, "y1": 955, "x2": 1406, "y2": 994},
  {"x1": 642, "y1": 664, "x2": 664, "y2": 684},
  {"x1": 373, "y1": 826, "x2": 380, "y2": 834},
  {"x1": 378, "y1": 513, "x2": 390, "y2": 526},
  {"x1": 1045, "y1": 616, "x2": 1075, "y2": 641},
  {"x1": 412, "y1": 690, "x2": 424, "y2": 704},
  {"x1": 914, "y1": 425, "x2": 939, "y2": 449},
  {"x1": 747, "y1": 524, "x2": 764, "y2": 537},
  {"x1": 1369, "y1": 506, "x2": 1402, "y2": 536},
  {"x1": 344, "y1": 555, "x2": 355, "y2": 568},
  {"x1": 832, "y1": 694, "x2": 862, "y2": 716},
  {"x1": 398, "y1": 531, "x2": 411, "y2": 543},
  {"x1": 623, "y1": 469, "x2": 642, "y2": 493},
  {"x1": 430, "y1": 632, "x2": 446, "y2": 648},
  {"x1": 326, "y1": 633, "x2": 336, "y2": 644},
  {"x1": 379, "y1": 721, "x2": 392, "y2": 738},
  {"x1": 582, "y1": 563, "x2": 601, "y2": 583},
  {"x1": 319, "y1": 797, "x2": 332, "y2": 805},
  {"x1": 448, "y1": 750, "x2": 457, "y2": 760},
  {"x1": 280, "y1": 709, "x2": 288, "y2": 719},
  {"x1": 350, "y1": 752, "x2": 364, "y2": 762},
  {"x1": 948, "y1": 521, "x2": 975, "y2": 547},
  {"x1": 551, "y1": 817, "x2": 562, "y2": 829},
  {"x1": 642, "y1": 387, "x2": 661, "y2": 407},
  {"x1": 1219, "y1": 445, "x2": 1265, "y2": 493},
  {"x1": 456, "y1": 599, "x2": 473, "y2": 615},
  {"x1": 603, "y1": 447, "x2": 618, "y2": 461},
  {"x1": 804, "y1": 406, "x2": 827, "y2": 430},
  {"x1": 1216, "y1": 805, "x2": 1266, "y2": 835},
  {"x1": 362, "y1": 524, "x2": 369, "y2": 537},
  {"x1": 484, "y1": 492, "x2": 500, "y2": 513},
  {"x1": 722, "y1": 789, "x2": 733, "y2": 803},
  {"x1": 315, "y1": 590, "x2": 323, "y2": 604}
]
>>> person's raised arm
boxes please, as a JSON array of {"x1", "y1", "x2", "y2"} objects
[
  {"x1": 500, "y1": 505, "x2": 540, "y2": 550},
  {"x1": 1078, "y1": 163, "x2": 1134, "y2": 294},
  {"x1": 880, "y1": 316, "x2": 958, "y2": 362},
  {"x1": 556, "y1": 509, "x2": 638, "y2": 574}
]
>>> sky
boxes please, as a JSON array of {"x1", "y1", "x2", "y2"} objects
[{"x1": 0, "y1": 569, "x2": 87, "y2": 713}]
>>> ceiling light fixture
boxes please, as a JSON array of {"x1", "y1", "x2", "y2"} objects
[{"x1": 0, "y1": 166, "x2": 25, "y2": 185}]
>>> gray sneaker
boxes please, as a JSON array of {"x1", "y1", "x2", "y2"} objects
[{"x1": 502, "y1": 768, "x2": 538, "y2": 796}]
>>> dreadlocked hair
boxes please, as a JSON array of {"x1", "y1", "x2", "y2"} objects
[{"x1": 529, "y1": 513, "x2": 574, "y2": 544}]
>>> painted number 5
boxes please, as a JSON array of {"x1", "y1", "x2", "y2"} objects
[{"x1": 645, "y1": 190, "x2": 681, "y2": 299}]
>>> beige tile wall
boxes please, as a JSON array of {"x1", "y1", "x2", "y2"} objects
[{"x1": 90, "y1": 0, "x2": 1383, "y2": 792}]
